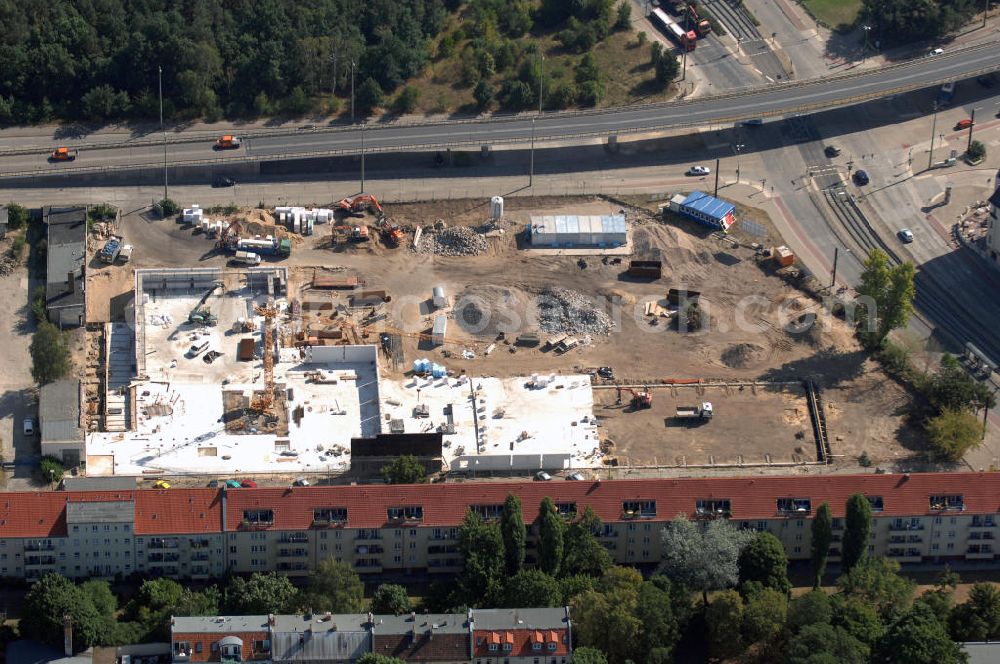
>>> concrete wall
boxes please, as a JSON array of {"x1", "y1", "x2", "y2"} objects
[
  {"x1": 451, "y1": 453, "x2": 573, "y2": 472},
  {"x1": 304, "y1": 345, "x2": 378, "y2": 364}
]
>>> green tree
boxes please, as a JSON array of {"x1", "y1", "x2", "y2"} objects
[
  {"x1": 30, "y1": 321, "x2": 71, "y2": 384},
  {"x1": 738, "y1": 532, "x2": 790, "y2": 595},
  {"x1": 787, "y1": 623, "x2": 869, "y2": 664},
  {"x1": 458, "y1": 510, "x2": 505, "y2": 606},
  {"x1": 842, "y1": 493, "x2": 872, "y2": 573},
  {"x1": 559, "y1": 574, "x2": 595, "y2": 604},
  {"x1": 285, "y1": 86, "x2": 310, "y2": 115},
  {"x1": 21, "y1": 574, "x2": 108, "y2": 652},
  {"x1": 569, "y1": 647, "x2": 608, "y2": 664},
  {"x1": 392, "y1": 85, "x2": 420, "y2": 114},
  {"x1": 473, "y1": 80, "x2": 496, "y2": 109},
  {"x1": 855, "y1": 248, "x2": 916, "y2": 346},
  {"x1": 380, "y1": 454, "x2": 427, "y2": 484},
  {"x1": 831, "y1": 595, "x2": 884, "y2": 647},
  {"x1": 502, "y1": 569, "x2": 562, "y2": 608},
  {"x1": 811, "y1": 502, "x2": 834, "y2": 588},
  {"x1": 614, "y1": 2, "x2": 631, "y2": 30},
  {"x1": 501, "y1": 494, "x2": 526, "y2": 575},
  {"x1": 537, "y1": 497, "x2": 566, "y2": 576},
  {"x1": 356, "y1": 77, "x2": 385, "y2": 114},
  {"x1": 636, "y1": 580, "x2": 680, "y2": 660},
  {"x1": 370, "y1": 584, "x2": 411, "y2": 615},
  {"x1": 300, "y1": 559, "x2": 364, "y2": 613},
  {"x1": 356, "y1": 654, "x2": 407, "y2": 664},
  {"x1": 80, "y1": 85, "x2": 130, "y2": 121},
  {"x1": 949, "y1": 582, "x2": 1000, "y2": 641},
  {"x1": 650, "y1": 41, "x2": 663, "y2": 67},
  {"x1": 80, "y1": 580, "x2": 117, "y2": 619},
  {"x1": 742, "y1": 587, "x2": 787, "y2": 645},
  {"x1": 876, "y1": 604, "x2": 966, "y2": 664},
  {"x1": 927, "y1": 354, "x2": 997, "y2": 414},
  {"x1": 562, "y1": 507, "x2": 612, "y2": 577},
  {"x1": 659, "y1": 514, "x2": 754, "y2": 604},
  {"x1": 654, "y1": 53, "x2": 679, "y2": 85},
  {"x1": 926, "y1": 408, "x2": 983, "y2": 461},
  {"x1": 788, "y1": 589, "x2": 833, "y2": 632},
  {"x1": 571, "y1": 567, "x2": 643, "y2": 663},
  {"x1": 968, "y1": 139, "x2": 986, "y2": 161},
  {"x1": 6, "y1": 202, "x2": 28, "y2": 230},
  {"x1": 838, "y1": 557, "x2": 914, "y2": 619},
  {"x1": 549, "y1": 82, "x2": 577, "y2": 109},
  {"x1": 575, "y1": 53, "x2": 601, "y2": 86},
  {"x1": 706, "y1": 589, "x2": 744, "y2": 660},
  {"x1": 226, "y1": 572, "x2": 299, "y2": 614}
]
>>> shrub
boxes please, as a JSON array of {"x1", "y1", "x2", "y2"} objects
[
  {"x1": 926, "y1": 408, "x2": 982, "y2": 461},
  {"x1": 968, "y1": 140, "x2": 986, "y2": 161},
  {"x1": 40, "y1": 456, "x2": 65, "y2": 483},
  {"x1": 392, "y1": 86, "x2": 420, "y2": 114},
  {"x1": 6, "y1": 202, "x2": 28, "y2": 230},
  {"x1": 9, "y1": 235, "x2": 25, "y2": 259},
  {"x1": 158, "y1": 198, "x2": 180, "y2": 216}
]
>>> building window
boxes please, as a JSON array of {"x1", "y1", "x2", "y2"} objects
[
  {"x1": 489, "y1": 644, "x2": 499, "y2": 652},
  {"x1": 555, "y1": 502, "x2": 577, "y2": 517},
  {"x1": 314, "y1": 507, "x2": 348, "y2": 523},
  {"x1": 503, "y1": 644, "x2": 512, "y2": 652},
  {"x1": 473, "y1": 504, "x2": 505, "y2": 520},
  {"x1": 930, "y1": 495, "x2": 964, "y2": 511},
  {"x1": 243, "y1": 509, "x2": 274, "y2": 525},
  {"x1": 387, "y1": 506, "x2": 424, "y2": 521},
  {"x1": 548, "y1": 643, "x2": 557, "y2": 651},
  {"x1": 195, "y1": 643, "x2": 202, "y2": 654},
  {"x1": 622, "y1": 500, "x2": 656, "y2": 517},
  {"x1": 777, "y1": 498, "x2": 811, "y2": 514},
  {"x1": 696, "y1": 499, "x2": 732, "y2": 516},
  {"x1": 867, "y1": 496, "x2": 885, "y2": 512},
  {"x1": 533, "y1": 644, "x2": 542, "y2": 652}
]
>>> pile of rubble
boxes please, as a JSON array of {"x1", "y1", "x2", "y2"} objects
[
  {"x1": 416, "y1": 226, "x2": 488, "y2": 256},
  {"x1": 0, "y1": 254, "x2": 19, "y2": 277},
  {"x1": 536, "y1": 287, "x2": 614, "y2": 335}
]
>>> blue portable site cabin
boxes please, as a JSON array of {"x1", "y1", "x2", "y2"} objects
[{"x1": 668, "y1": 191, "x2": 737, "y2": 232}]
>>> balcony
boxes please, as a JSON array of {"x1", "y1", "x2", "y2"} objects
[
  {"x1": 25, "y1": 542, "x2": 55, "y2": 552},
  {"x1": 191, "y1": 553, "x2": 211, "y2": 562},
  {"x1": 25, "y1": 556, "x2": 56, "y2": 567},
  {"x1": 239, "y1": 520, "x2": 272, "y2": 531},
  {"x1": 148, "y1": 538, "x2": 179, "y2": 549},
  {"x1": 279, "y1": 533, "x2": 309, "y2": 544},
  {"x1": 277, "y1": 562, "x2": 310, "y2": 573},
  {"x1": 278, "y1": 548, "x2": 309, "y2": 558},
  {"x1": 888, "y1": 523, "x2": 924, "y2": 532},
  {"x1": 886, "y1": 548, "x2": 923, "y2": 562},
  {"x1": 428, "y1": 545, "x2": 459, "y2": 555},
  {"x1": 148, "y1": 553, "x2": 181, "y2": 563},
  {"x1": 355, "y1": 531, "x2": 382, "y2": 541},
  {"x1": 971, "y1": 518, "x2": 997, "y2": 528},
  {"x1": 189, "y1": 539, "x2": 212, "y2": 549},
  {"x1": 355, "y1": 545, "x2": 383, "y2": 555}
]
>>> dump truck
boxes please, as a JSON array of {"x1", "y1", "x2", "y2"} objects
[
  {"x1": 627, "y1": 260, "x2": 663, "y2": 279},
  {"x1": 676, "y1": 402, "x2": 713, "y2": 420},
  {"x1": 50, "y1": 147, "x2": 78, "y2": 162},
  {"x1": 98, "y1": 237, "x2": 124, "y2": 264},
  {"x1": 214, "y1": 135, "x2": 242, "y2": 150}
]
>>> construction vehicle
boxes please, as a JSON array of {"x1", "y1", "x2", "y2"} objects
[
  {"x1": 685, "y1": 4, "x2": 712, "y2": 36},
  {"x1": 98, "y1": 236, "x2": 125, "y2": 264},
  {"x1": 188, "y1": 306, "x2": 219, "y2": 326},
  {"x1": 337, "y1": 194, "x2": 383, "y2": 215},
  {"x1": 231, "y1": 250, "x2": 261, "y2": 266},
  {"x1": 350, "y1": 225, "x2": 370, "y2": 242},
  {"x1": 49, "y1": 147, "x2": 78, "y2": 162},
  {"x1": 676, "y1": 402, "x2": 713, "y2": 420},
  {"x1": 250, "y1": 301, "x2": 278, "y2": 414},
  {"x1": 214, "y1": 135, "x2": 242, "y2": 150},
  {"x1": 236, "y1": 237, "x2": 292, "y2": 257},
  {"x1": 651, "y1": 7, "x2": 697, "y2": 51},
  {"x1": 378, "y1": 219, "x2": 404, "y2": 246},
  {"x1": 217, "y1": 220, "x2": 242, "y2": 252},
  {"x1": 617, "y1": 386, "x2": 652, "y2": 410}
]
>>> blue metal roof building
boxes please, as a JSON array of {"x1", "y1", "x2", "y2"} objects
[{"x1": 669, "y1": 191, "x2": 737, "y2": 231}]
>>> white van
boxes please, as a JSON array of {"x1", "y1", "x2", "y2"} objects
[
  {"x1": 232, "y1": 250, "x2": 261, "y2": 266},
  {"x1": 188, "y1": 340, "x2": 210, "y2": 357}
]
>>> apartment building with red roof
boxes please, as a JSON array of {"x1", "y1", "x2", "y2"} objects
[{"x1": 1, "y1": 473, "x2": 998, "y2": 582}]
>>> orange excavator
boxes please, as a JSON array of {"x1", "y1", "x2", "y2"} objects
[
  {"x1": 337, "y1": 194, "x2": 383, "y2": 215},
  {"x1": 617, "y1": 386, "x2": 652, "y2": 410}
]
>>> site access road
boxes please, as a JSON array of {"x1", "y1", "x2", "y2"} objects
[{"x1": 3, "y1": 40, "x2": 1000, "y2": 178}]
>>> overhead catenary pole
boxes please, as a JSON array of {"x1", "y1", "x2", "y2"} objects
[
  {"x1": 361, "y1": 123, "x2": 366, "y2": 193},
  {"x1": 159, "y1": 65, "x2": 167, "y2": 203},
  {"x1": 713, "y1": 158, "x2": 720, "y2": 197},
  {"x1": 831, "y1": 246, "x2": 839, "y2": 288},
  {"x1": 984, "y1": 0, "x2": 990, "y2": 28},
  {"x1": 538, "y1": 54, "x2": 545, "y2": 115},
  {"x1": 331, "y1": 48, "x2": 338, "y2": 94}
]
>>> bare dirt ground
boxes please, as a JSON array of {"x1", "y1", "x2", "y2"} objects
[{"x1": 107, "y1": 194, "x2": 932, "y2": 475}]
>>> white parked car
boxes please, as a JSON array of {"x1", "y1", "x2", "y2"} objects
[
  {"x1": 535, "y1": 471, "x2": 553, "y2": 481},
  {"x1": 898, "y1": 228, "x2": 914, "y2": 243},
  {"x1": 23, "y1": 418, "x2": 35, "y2": 436},
  {"x1": 929, "y1": 48, "x2": 944, "y2": 56},
  {"x1": 687, "y1": 165, "x2": 711, "y2": 176}
]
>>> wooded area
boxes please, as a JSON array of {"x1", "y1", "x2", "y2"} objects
[{"x1": 0, "y1": 0, "x2": 644, "y2": 125}]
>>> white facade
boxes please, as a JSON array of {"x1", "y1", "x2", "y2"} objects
[{"x1": 530, "y1": 215, "x2": 627, "y2": 247}]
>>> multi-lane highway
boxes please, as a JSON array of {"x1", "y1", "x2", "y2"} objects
[{"x1": 2, "y1": 40, "x2": 999, "y2": 177}]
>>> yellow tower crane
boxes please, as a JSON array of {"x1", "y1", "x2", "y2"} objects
[{"x1": 250, "y1": 301, "x2": 278, "y2": 414}]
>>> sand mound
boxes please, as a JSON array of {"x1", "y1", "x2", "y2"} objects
[
  {"x1": 721, "y1": 343, "x2": 766, "y2": 368},
  {"x1": 453, "y1": 285, "x2": 533, "y2": 337}
]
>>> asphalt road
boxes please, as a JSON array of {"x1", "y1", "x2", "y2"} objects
[{"x1": 4, "y1": 40, "x2": 999, "y2": 178}]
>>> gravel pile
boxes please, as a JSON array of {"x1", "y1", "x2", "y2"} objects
[
  {"x1": 0, "y1": 254, "x2": 19, "y2": 277},
  {"x1": 536, "y1": 287, "x2": 614, "y2": 335},
  {"x1": 416, "y1": 226, "x2": 488, "y2": 256},
  {"x1": 721, "y1": 343, "x2": 765, "y2": 368}
]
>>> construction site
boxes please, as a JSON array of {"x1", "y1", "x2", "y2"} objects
[{"x1": 76, "y1": 190, "x2": 926, "y2": 480}]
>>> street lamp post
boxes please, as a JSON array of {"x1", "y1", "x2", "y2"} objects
[
  {"x1": 734, "y1": 143, "x2": 745, "y2": 183},
  {"x1": 538, "y1": 54, "x2": 545, "y2": 115},
  {"x1": 350, "y1": 60, "x2": 356, "y2": 123},
  {"x1": 159, "y1": 65, "x2": 167, "y2": 203},
  {"x1": 862, "y1": 25, "x2": 871, "y2": 61},
  {"x1": 928, "y1": 100, "x2": 939, "y2": 170},
  {"x1": 529, "y1": 117, "x2": 536, "y2": 187},
  {"x1": 331, "y1": 49, "x2": 338, "y2": 94},
  {"x1": 360, "y1": 123, "x2": 366, "y2": 193},
  {"x1": 967, "y1": 107, "x2": 980, "y2": 153},
  {"x1": 984, "y1": 0, "x2": 990, "y2": 28}
]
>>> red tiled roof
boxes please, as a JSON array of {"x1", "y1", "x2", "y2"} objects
[
  {"x1": 473, "y1": 628, "x2": 569, "y2": 657},
  {"x1": 223, "y1": 472, "x2": 1000, "y2": 531},
  {"x1": 2, "y1": 473, "x2": 998, "y2": 538},
  {"x1": 0, "y1": 489, "x2": 222, "y2": 538}
]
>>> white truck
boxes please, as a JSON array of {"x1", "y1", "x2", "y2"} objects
[
  {"x1": 231, "y1": 250, "x2": 261, "y2": 266},
  {"x1": 675, "y1": 402, "x2": 713, "y2": 421}
]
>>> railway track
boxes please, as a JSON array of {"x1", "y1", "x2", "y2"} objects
[
  {"x1": 822, "y1": 187, "x2": 1000, "y2": 364},
  {"x1": 702, "y1": 0, "x2": 762, "y2": 44}
]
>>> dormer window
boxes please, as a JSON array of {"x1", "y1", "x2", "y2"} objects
[
  {"x1": 622, "y1": 500, "x2": 656, "y2": 518},
  {"x1": 314, "y1": 507, "x2": 348, "y2": 523},
  {"x1": 555, "y1": 502, "x2": 576, "y2": 517},
  {"x1": 867, "y1": 496, "x2": 884, "y2": 512},
  {"x1": 777, "y1": 498, "x2": 811, "y2": 514},
  {"x1": 929, "y1": 495, "x2": 964, "y2": 511},
  {"x1": 243, "y1": 509, "x2": 273, "y2": 525},
  {"x1": 696, "y1": 499, "x2": 732, "y2": 517},
  {"x1": 472, "y1": 504, "x2": 504, "y2": 520},
  {"x1": 388, "y1": 506, "x2": 424, "y2": 521}
]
